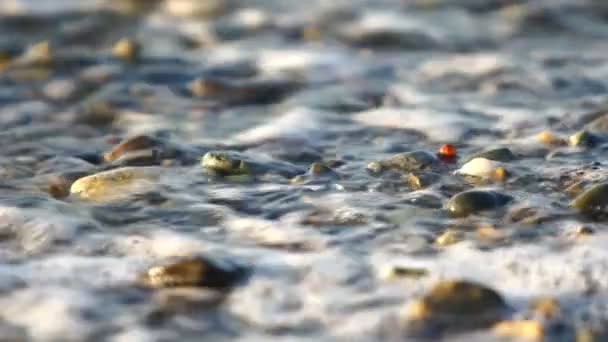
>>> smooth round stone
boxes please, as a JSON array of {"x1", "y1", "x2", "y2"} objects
[
  {"x1": 111, "y1": 37, "x2": 141, "y2": 62},
  {"x1": 406, "y1": 280, "x2": 507, "y2": 325},
  {"x1": 446, "y1": 190, "x2": 513, "y2": 217},
  {"x1": 70, "y1": 167, "x2": 160, "y2": 202},
  {"x1": 454, "y1": 157, "x2": 506, "y2": 180},
  {"x1": 571, "y1": 182, "x2": 608, "y2": 213},
  {"x1": 465, "y1": 147, "x2": 516, "y2": 162},
  {"x1": 139, "y1": 256, "x2": 246, "y2": 289}
]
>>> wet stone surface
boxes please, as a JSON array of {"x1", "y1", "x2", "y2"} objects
[{"x1": 1, "y1": 0, "x2": 608, "y2": 341}]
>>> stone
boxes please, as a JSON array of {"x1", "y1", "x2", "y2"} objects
[
  {"x1": 493, "y1": 320, "x2": 544, "y2": 341},
  {"x1": 446, "y1": 190, "x2": 513, "y2": 217},
  {"x1": 70, "y1": 167, "x2": 160, "y2": 202},
  {"x1": 406, "y1": 280, "x2": 507, "y2": 329},
  {"x1": 368, "y1": 151, "x2": 438, "y2": 174},
  {"x1": 569, "y1": 130, "x2": 604, "y2": 148},
  {"x1": 536, "y1": 130, "x2": 566, "y2": 146},
  {"x1": 465, "y1": 147, "x2": 516, "y2": 162},
  {"x1": 454, "y1": 157, "x2": 508, "y2": 181},
  {"x1": 571, "y1": 182, "x2": 608, "y2": 214},
  {"x1": 404, "y1": 172, "x2": 440, "y2": 189},
  {"x1": 112, "y1": 38, "x2": 141, "y2": 62},
  {"x1": 103, "y1": 135, "x2": 165, "y2": 163},
  {"x1": 139, "y1": 256, "x2": 246, "y2": 289},
  {"x1": 163, "y1": 0, "x2": 233, "y2": 17},
  {"x1": 435, "y1": 229, "x2": 463, "y2": 246},
  {"x1": 380, "y1": 265, "x2": 428, "y2": 280},
  {"x1": 529, "y1": 297, "x2": 560, "y2": 319},
  {"x1": 19, "y1": 40, "x2": 52, "y2": 66}
]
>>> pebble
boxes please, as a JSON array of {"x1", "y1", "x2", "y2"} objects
[
  {"x1": 571, "y1": 182, "x2": 608, "y2": 214},
  {"x1": 111, "y1": 37, "x2": 141, "y2": 62},
  {"x1": 529, "y1": 297, "x2": 561, "y2": 319},
  {"x1": 569, "y1": 130, "x2": 604, "y2": 148},
  {"x1": 139, "y1": 256, "x2": 246, "y2": 289},
  {"x1": 163, "y1": 0, "x2": 232, "y2": 17},
  {"x1": 404, "y1": 172, "x2": 440, "y2": 189},
  {"x1": 19, "y1": 40, "x2": 52, "y2": 66},
  {"x1": 368, "y1": 151, "x2": 438, "y2": 174},
  {"x1": 454, "y1": 157, "x2": 508, "y2": 181},
  {"x1": 69, "y1": 167, "x2": 160, "y2": 202},
  {"x1": 435, "y1": 229, "x2": 463, "y2": 246},
  {"x1": 536, "y1": 130, "x2": 566, "y2": 146},
  {"x1": 446, "y1": 190, "x2": 513, "y2": 217},
  {"x1": 465, "y1": 147, "x2": 516, "y2": 162},
  {"x1": 493, "y1": 320, "x2": 544, "y2": 341},
  {"x1": 380, "y1": 265, "x2": 428, "y2": 280},
  {"x1": 103, "y1": 135, "x2": 165, "y2": 163},
  {"x1": 406, "y1": 279, "x2": 507, "y2": 328}
]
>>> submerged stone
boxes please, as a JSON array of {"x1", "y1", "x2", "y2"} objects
[
  {"x1": 465, "y1": 147, "x2": 516, "y2": 162},
  {"x1": 139, "y1": 256, "x2": 246, "y2": 289},
  {"x1": 406, "y1": 279, "x2": 507, "y2": 328},
  {"x1": 405, "y1": 172, "x2": 440, "y2": 189},
  {"x1": 201, "y1": 151, "x2": 304, "y2": 178},
  {"x1": 368, "y1": 151, "x2": 438, "y2": 174},
  {"x1": 446, "y1": 190, "x2": 513, "y2": 217},
  {"x1": 571, "y1": 182, "x2": 608, "y2": 214},
  {"x1": 186, "y1": 77, "x2": 301, "y2": 105}
]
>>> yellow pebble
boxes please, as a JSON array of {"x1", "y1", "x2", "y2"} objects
[
  {"x1": 494, "y1": 320, "x2": 544, "y2": 341},
  {"x1": 70, "y1": 167, "x2": 160, "y2": 202},
  {"x1": 575, "y1": 226, "x2": 594, "y2": 237},
  {"x1": 536, "y1": 130, "x2": 567, "y2": 146},
  {"x1": 112, "y1": 38, "x2": 141, "y2": 61},
  {"x1": 476, "y1": 225, "x2": 505, "y2": 242},
  {"x1": 435, "y1": 229, "x2": 463, "y2": 246}
]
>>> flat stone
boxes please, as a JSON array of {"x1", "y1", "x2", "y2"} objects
[{"x1": 70, "y1": 167, "x2": 160, "y2": 202}]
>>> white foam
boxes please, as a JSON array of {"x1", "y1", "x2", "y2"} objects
[
  {"x1": 232, "y1": 107, "x2": 329, "y2": 145},
  {"x1": 353, "y1": 107, "x2": 482, "y2": 142}
]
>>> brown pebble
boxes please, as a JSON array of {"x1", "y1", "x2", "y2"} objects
[
  {"x1": 529, "y1": 297, "x2": 561, "y2": 318},
  {"x1": 103, "y1": 135, "x2": 164, "y2": 162},
  {"x1": 139, "y1": 256, "x2": 246, "y2": 289}
]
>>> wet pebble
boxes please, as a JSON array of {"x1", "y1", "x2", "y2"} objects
[
  {"x1": 465, "y1": 147, "x2": 516, "y2": 162},
  {"x1": 69, "y1": 167, "x2": 160, "y2": 202},
  {"x1": 368, "y1": 150, "x2": 438, "y2": 174},
  {"x1": 406, "y1": 280, "x2": 508, "y2": 330},
  {"x1": 446, "y1": 189, "x2": 513, "y2": 217},
  {"x1": 454, "y1": 157, "x2": 508, "y2": 181},
  {"x1": 571, "y1": 182, "x2": 608, "y2": 214},
  {"x1": 139, "y1": 256, "x2": 247, "y2": 289}
]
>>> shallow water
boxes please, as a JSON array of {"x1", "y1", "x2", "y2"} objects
[{"x1": 1, "y1": 0, "x2": 608, "y2": 341}]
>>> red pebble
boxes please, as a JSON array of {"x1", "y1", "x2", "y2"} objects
[{"x1": 438, "y1": 144, "x2": 457, "y2": 162}]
